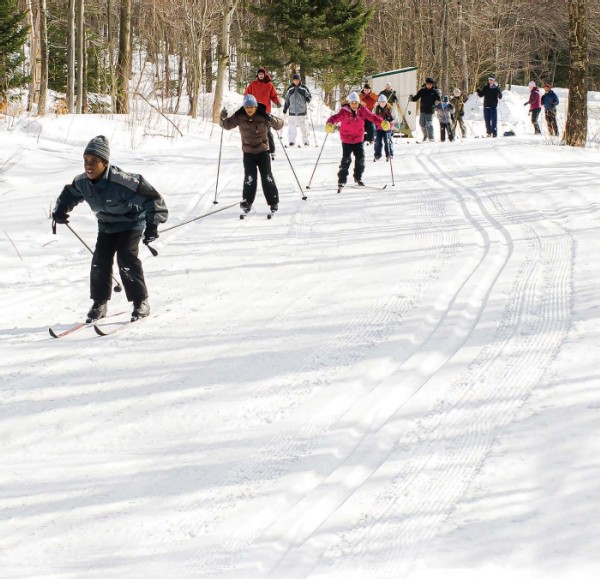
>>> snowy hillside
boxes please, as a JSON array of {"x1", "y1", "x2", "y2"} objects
[{"x1": 1, "y1": 88, "x2": 600, "y2": 579}]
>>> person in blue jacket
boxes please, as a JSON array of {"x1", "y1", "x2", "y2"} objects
[
  {"x1": 51, "y1": 135, "x2": 168, "y2": 322},
  {"x1": 541, "y1": 83, "x2": 560, "y2": 136}
]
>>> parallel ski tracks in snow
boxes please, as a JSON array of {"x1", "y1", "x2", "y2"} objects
[{"x1": 194, "y1": 145, "x2": 574, "y2": 578}]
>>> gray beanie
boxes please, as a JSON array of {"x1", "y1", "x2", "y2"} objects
[{"x1": 84, "y1": 135, "x2": 110, "y2": 162}]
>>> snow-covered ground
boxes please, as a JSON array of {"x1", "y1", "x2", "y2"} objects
[{"x1": 2, "y1": 87, "x2": 600, "y2": 579}]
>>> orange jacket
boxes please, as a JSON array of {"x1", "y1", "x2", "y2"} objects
[{"x1": 359, "y1": 89, "x2": 378, "y2": 111}]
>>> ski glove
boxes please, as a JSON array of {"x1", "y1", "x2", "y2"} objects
[
  {"x1": 459, "y1": 110, "x2": 464, "y2": 117},
  {"x1": 220, "y1": 108, "x2": 228, "y2": 120},
  {"x1": 143, "y1": 223, "x2": 159, "y2": 243},
  {"x1": 52, "y1": 210, "x2": 69, "y2": 224},
  {"x1": 381, "y1": 120, "x2": 391, "y2": 131},
  {"x1": 326, "y1": 123, "x2": 335, "y2": 134},
  {"x1": 283, "y1": 106, "x2": 288, "y2": 114}
]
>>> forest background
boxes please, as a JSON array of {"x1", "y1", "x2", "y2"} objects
[{"x1": 0, "y1": 0, "x2": 596, "y2": 144}]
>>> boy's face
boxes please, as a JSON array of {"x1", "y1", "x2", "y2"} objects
[
  {"x1": 245, "y1": 105, "x2": 257, "y2": 117},
  {"x1": 84, "y1": 154, "x2": 108, "y2": 180}
]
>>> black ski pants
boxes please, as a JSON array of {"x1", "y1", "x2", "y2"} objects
[
  {"x1": 338, "y1": 142, "x2": 365, "y2": 185},
  {"x1": 91, "y1": 229, "x2": 148, "y2": 303},
  {"x1": 243, "y1": 151, "x2": 279, "y2": 207}
]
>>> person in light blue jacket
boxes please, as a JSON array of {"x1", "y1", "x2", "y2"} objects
[{"x1": 52, "y1": 135, "x2": 168, "y2": 322}]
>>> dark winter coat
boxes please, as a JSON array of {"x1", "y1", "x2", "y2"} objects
[
  {"x1": 378, "y1": 88, "x2": 398, "y2": 105},
  {"x1": 435, "y1": 102, "x2": 455, "y2": 125},
  {"x1": 476, "y1": 83, "x2": 503, "y2": 108},
  {"x1": 541, "y1": 90, "x2": 559, "y2": 111},
  {"x1": 410, "y1": 85, "x2": 442, "y2": 114},
  {"x1": 283, "y1": 83, "x2": 311, "y2": 116},
  {"x1": 53, "y1": 165, "x2": 168, "y2": 234},
  {"x1": 221, "y1": 103, "x2": 284, "y2": 154},
  {"x1": 374, "y1": 103, "x2": 396, "y2": 126},
  {"x1": 327, "y1": 104, "x2": 384, "y2": 144}
]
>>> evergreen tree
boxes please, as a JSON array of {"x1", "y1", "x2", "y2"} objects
[
  {"x1": 245, "y1": 0, "x2": 371, "y2": 88},
  {"x1": 0, "y1": 0, "x2": 29, "y2": 100}
]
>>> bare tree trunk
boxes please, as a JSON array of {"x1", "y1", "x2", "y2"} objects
[
  {"x1": 564, "y1": 0, "x2": 588, "y2": 146},
  {"x1": 67, "y1": 0, "x2": 75, "y2": 113},
  {"x1": 76, "y1": 0, "x2": 84, "y2": 113},
  {"x1": 213, "y1": 0, "x2": 238, "y2": 123},
  {"x1": 26, "y1": 0, "x2": 38, "y2": 112},
  {"x1": 107, "y1": 0, "x2": 116, "y2": 113},
  {"x1": 38, "y1": 0, "x2": 48, "y2": 116},
  {"x1": 116, "y1": 0, "x2": 132, "y2": 114}
]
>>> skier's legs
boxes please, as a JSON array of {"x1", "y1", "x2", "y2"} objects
[
  {"x1": 424, "y1": 113, "x2": 435, "y2": 140},
  {"x1": 374, "y1": 130, "x2": 384, "y2": 159},
  {"x1": 257, "y1": 151, "x2": 279, "y2": 207},
  {"x1": 338, "y1": 142, "x2": 353, "y2": 184},
  {"x1": 242, "y1": 152, "x2": 259, "y2": 207},
  {"x1": 531, "y1": 108, "x2": 541, "y2": 134},
  {"x1": 91, "y1": 232, "x2": 118, "y2": 302},
  {"x1": 297, "y1": 115, "x2": 309, "y2": 145},
  {"x1": 287, "y1": 116, "x2": 298, "y2": 144},
  {"x1": 352, "y1": 143, "x2": 365, "y2": 181},
  {"x1": 115, "y1": 229, "x2": 147, "y2": 302}
]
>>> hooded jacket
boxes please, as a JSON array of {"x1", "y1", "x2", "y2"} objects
[
  {"x1": 326, "y1": 104, "x2": 384, "y2": 144},
  {"x1": 244, "y1": 69, "x2": 280, "y2": 113},
  {"x1": 221, "y1": 103, "x2": 284, "y2": 154}
]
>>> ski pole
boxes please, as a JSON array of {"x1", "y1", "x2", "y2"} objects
[
  {"x1": 308, "y1": 107, "x2": 318, "y2": 147},
  {"x1": 387, "y1": 133, "x2": 395, "y2": 186},
  {"x1": 65, "y1": 223, "x2": 123, "y2": 293},
  {"x1": 305, "y1": 132, "x2": 329, "y2": 189},
  {"x1": 159, "y1": 201, "x2": 239, "y2": 235},
  {"x1": 213, "y1": 125, "x2": 224, "y2": 205},
  {"x1": 274, "y1": 129, "x2": 307, "y2": 200}
]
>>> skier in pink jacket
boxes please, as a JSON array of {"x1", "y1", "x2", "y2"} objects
[
  {"x1": 326, "y1": 91, "x2": 388, "y2": 191},
  {"x1": 524, "y1": 81, "x2": 542, "y2": 135}
]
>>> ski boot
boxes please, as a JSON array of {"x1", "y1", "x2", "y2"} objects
[
  {"x1": 354, "y1": 179, "x2": 365, "y2": 187},
  {"x1": 86, "y1": 300, "x2": 107, "y2": 323},
  {"x1": 131, "y1": 299, "x2": 150, "y2": 321}
]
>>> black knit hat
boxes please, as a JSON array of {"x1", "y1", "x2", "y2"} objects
[
  {"x1": 84, "y1": 135, "x2": 110, "y2": 162},
  {"x1": 425, "y1": 77, "x2": 435, "y2": 84},
  {"x1": 292, "y1": 73, "x2": 301, "y2": 81}
]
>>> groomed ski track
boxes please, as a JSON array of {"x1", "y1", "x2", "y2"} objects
[{"x1": 1, "y1": 128, "x2": 594, "y2": 578}]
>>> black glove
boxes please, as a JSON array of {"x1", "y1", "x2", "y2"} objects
[
  {"x1": 52, "y1": 209, "x2": 69, "y2": 224},
  {"x1": 283, "y1": 106, "x2": 288, "y2": 114},
  {"x1": 220, "y1": 108, "x2": 228, "y2": 120},
  {"x1": 459, "y1": 110, "x2": 464, "y2": 117},
  {"x1": 524, "y1": 102, "x2": 528, "y2": 106},
  {"x1": 143, "y1": 223, "x2": 158, "y2": 243}
]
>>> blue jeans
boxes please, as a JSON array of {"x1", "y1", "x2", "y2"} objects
[
  {"x1": 374, "y1": 130, "x2": 393, "y2": 159},
  {"x1": 419, "y1": 113, "x2": 434, "y2": 140},
  {"x1": 483, "y1": 107, "x2": 498, "y2": 136}
]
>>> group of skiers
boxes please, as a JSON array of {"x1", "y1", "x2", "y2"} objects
[{"x1": 50, "y1": 67, "x2": 561, "y2": 324}]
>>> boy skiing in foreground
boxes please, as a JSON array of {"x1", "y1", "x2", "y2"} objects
[
  {"x1": 51, "y1": 135, "x2": 168, "y2": 323},
  {"x1": 220, "y1": 94, "x2": 284, "y2": 217},
  {"x1": 326, "y1": 92, "x2": 389, "y2": 192}
]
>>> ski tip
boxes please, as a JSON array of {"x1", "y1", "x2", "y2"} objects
[
  {"x1": 93, "y1": 324, "x2": 108, "y2": 336},
  {"x1": 48, "y1": 327, "x2": 59, "y2": 338}
]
